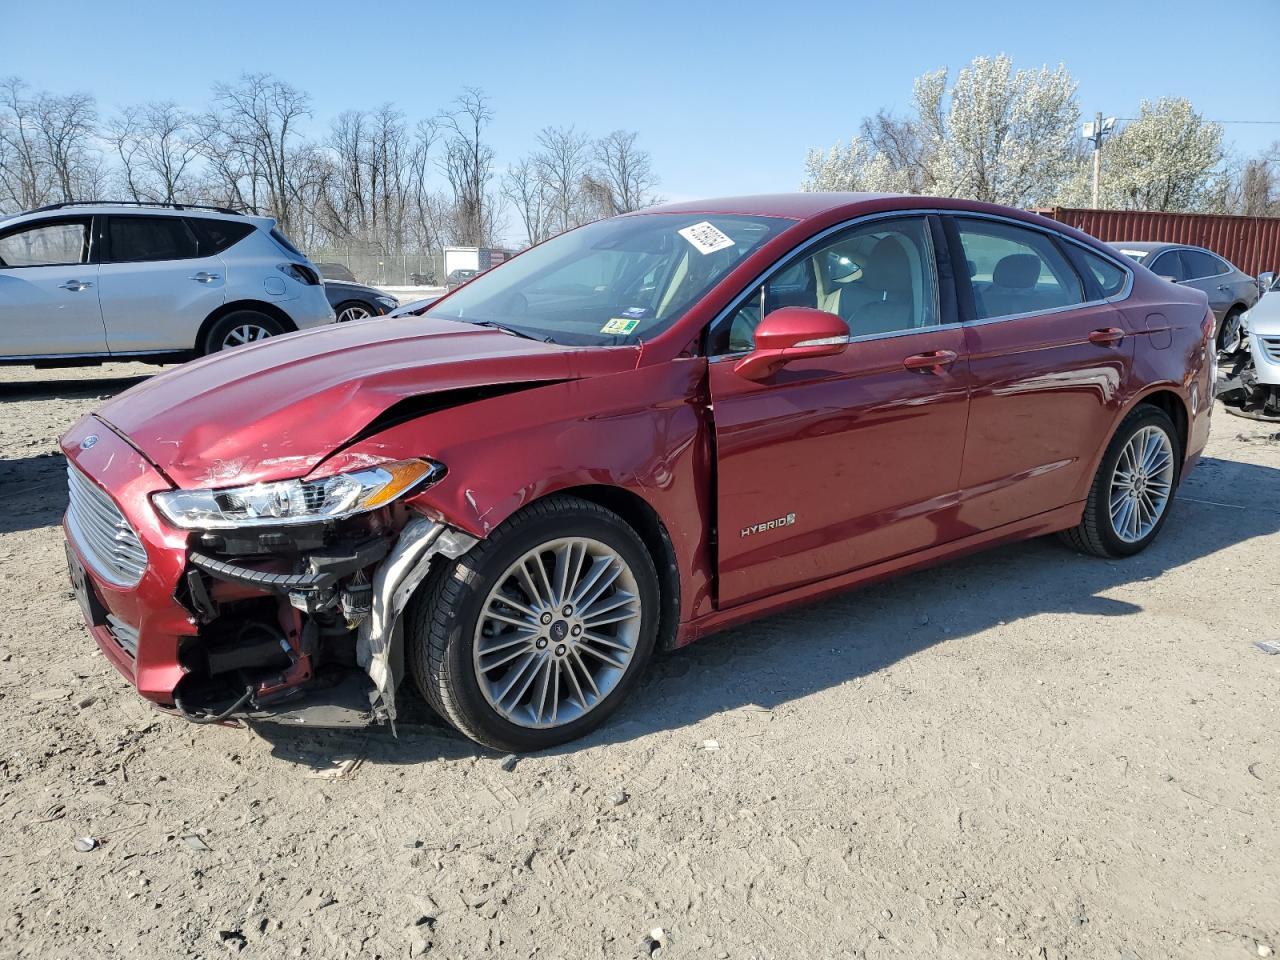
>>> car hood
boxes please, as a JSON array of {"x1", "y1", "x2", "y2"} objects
[
  {"x1": 91, "y1": 317, "x2": 639, "y2": 490},
  {"x1": 1248, "y1": 292, "x2": 1280, "y2": 336}
]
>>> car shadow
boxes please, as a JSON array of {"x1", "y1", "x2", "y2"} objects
[
  {"x1": 253, "y1": 453, "x2": 1280, "y2": 767},
  {"x1": 1, "y1": 452, "x2": 69, "y2": 535},
  {"x1": 0, "y1": 373, "x2": 149, "y2": 402}
]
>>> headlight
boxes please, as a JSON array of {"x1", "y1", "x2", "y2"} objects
[
  {"x1": 375, "y1": 296, "x2": 398, "y2": 310},
  {"x1": 153, "y1": 458, "x2": 443, "y2": 529}
]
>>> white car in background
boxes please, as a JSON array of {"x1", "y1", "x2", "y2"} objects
[
  {"x1": 0, "y1": 202, "x2": 335, "y2": 366},
  {"x1": 1219, "y1": 272, "x2": 1280, "y2": 421}
]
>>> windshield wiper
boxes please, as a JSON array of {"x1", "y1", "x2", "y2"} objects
[{"x1": 462, "y1": 319, "x2": 555, "y2": 343}]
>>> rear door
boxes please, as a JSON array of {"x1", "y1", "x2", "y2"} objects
[
  {"x1": 708, "y1": 215, "x2": 970, "y2": 607},
  {"x1": 97, "y1": 214, "x2": 227, "y2": 352},
  {"x1": 948, "y1": 215, "x2": 1135, "y2": 531},
  {"x1": 1179, "y1": 248, "x2": 1239, "y2": 321},
  {"x1": 0, "y1": 216, "x2": 105, "y2": 357}
]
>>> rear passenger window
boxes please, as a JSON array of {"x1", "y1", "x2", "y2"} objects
[
  {"x1": 187, "y1": 218, "x2": 254, "y2": 256},
  {"x1": 1079, "y1": 249, "x2": 1129, "y2": 298},
  {"x1": 1181, "y1": 249, "x2": 1228, "y2": 279},
  {"x1": 955, "y1": 219, "x2": 1084, "y2": 320},
  {"x1": 107, "y1": 217, "x2": 198, "y2": 262}
]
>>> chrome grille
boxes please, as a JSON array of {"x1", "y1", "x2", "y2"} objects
[
  {"x1": 106, "y1": 615, "x2": 139, "y2": 658},
  {"x1": 1259, "y1": 336, "x2": 1280, "y2": 364},
  {"x1": 66, "y1": 464, "x2": 147, "y2": 587}
]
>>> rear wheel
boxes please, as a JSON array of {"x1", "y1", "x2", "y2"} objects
[
  {"x1": 203, "y1": 310, "x2": 284, "y2": 354},
  {"x1": 1060, "y1": 405, "x2": 1180, "y2": 558},
  {"x1": 407, "y1": 496, "x2": 660, "y2": 752},
  {"x1": 1218, "y1": 308, "x2": 1245, "y2": 354}
]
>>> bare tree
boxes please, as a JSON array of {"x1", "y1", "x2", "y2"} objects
[
  {"x1": 439, "y1": 87, "x2": 496, "y2": 245},
  {"x1": 107, "y1": 102, "x2": 200, "y2": 202},
  {"x1": 534, "y1": 125, "x2": 591, "y2": 233},
  {"x1": 203, "y1": 73, "x2": 314, "y2": 229},
  {"x1": 502, "y1": 155, "x2": 552, "y2": 246},
  {"x1": 0, "y1": 77, "x2": 46, "y2": 211},
  {"x1": 590, "y1": 129, "x2": 657, "y2": 215},
  {"x1": 0, "y1": 77, "x2": 101, "y2": 211}
]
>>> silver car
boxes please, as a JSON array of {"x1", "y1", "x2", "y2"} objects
[
  {"x1": 1110, "y1": 241, "x2": 1260, "y2": 352},
  {"x1": 0, "y1": 201, "x2": 336, "y2": 365}
]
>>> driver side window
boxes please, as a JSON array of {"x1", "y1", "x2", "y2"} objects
[{"x1": 715, "y1": 217, "x2": 940, "y2": 354}]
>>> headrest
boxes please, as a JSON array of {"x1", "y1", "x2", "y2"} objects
[
  {"x1": 862, "y1": 237, "x2": 911, "y2": 293},
  {"x1": 992, "y1": 254, "x2": 1041, "y2": 289}
]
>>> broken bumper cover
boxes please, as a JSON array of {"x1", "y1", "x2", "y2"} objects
[{"x1": 61, "y1": 418, "x2": 478, "y2": 728}]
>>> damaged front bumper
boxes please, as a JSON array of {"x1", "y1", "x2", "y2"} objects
[{"x1": 62, "y1": 421, "x2": 477, "y2": 730}]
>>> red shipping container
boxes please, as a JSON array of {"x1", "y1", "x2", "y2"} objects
[{"x1": 1035, "y1": 207, "x2": 1280, "y2": 277}]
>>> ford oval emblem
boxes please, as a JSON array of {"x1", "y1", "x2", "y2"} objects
[{"x1": 80, "y1": 435, "x2": 99, "y2": 450}]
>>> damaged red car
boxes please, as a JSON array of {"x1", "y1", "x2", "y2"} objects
[{"x1": 61, "y1": 193, "x2": 1215, "y2": 752}]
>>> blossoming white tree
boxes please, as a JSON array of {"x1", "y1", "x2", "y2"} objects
[
  {"x1": 1055, "y1": 98, "x2": 1225, "y2": 211},
  {"x1": 803, "y1": 55, "x2": 1079, "y2": 208}
]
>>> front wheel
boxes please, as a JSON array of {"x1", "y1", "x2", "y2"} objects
[
  {"x1": 1060, "y1": 405, "x2": 1181, "y2": 558},
  {"x1": 407, "y1": 496, "x2": 660, "y2": 752}
]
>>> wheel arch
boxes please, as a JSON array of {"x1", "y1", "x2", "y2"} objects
[
  {"x1": 1132, "y1": 387, "x2": 1189, "y2": 459},
  {"x1": 548, "y1": 485, "x2": 682, "y2": 652},
  {"x1": 196, "y1": 299, "x2": 298, "y2": 353}
]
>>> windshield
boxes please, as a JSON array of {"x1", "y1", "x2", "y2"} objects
[{"x1": 425, "y1": 213, "x2": 790, "y2": 345}]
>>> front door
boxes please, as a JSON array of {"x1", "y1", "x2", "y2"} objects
[
  {"x1": 97, "y1": 215, "x2": 226, "y2": 352},
  {"x1": 0, "y1": 216, "x2": 105, "y2": 357},
  {"x1": 708, "y1": 215, "x2": 970, "y2": 608},
  {"x1": 948, "y1": 215, "x2": 1135, "y2": 531}
]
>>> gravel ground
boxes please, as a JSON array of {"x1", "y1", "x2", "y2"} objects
[{"x1": 1, "y1": 362, "x2": 1277, "y2": 960}]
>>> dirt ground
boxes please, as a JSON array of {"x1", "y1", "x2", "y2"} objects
[{"x1": 1, "y1": 361, "x2": 1277, "y2": 960}]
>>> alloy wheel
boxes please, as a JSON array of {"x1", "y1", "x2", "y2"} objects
[
  {"x1": 1108, "y1": 425, "x2": 1175, "y2": 543},
  {"x1": 220, "y1": 323, "x2": 274, "y2": 349},
  {"x1": 338, "y1": 305, "x2": 372, "y2": 323},
  {"x1": 472, "y1": 537, "x2": 642, "y2": 729}
]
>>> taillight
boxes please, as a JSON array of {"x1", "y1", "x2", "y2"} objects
[
  {"x1": 278, "y1": 262, "x2": 320, "y2": 285},
  {"x1": 1201, "y1": 308, "x2": 1214, "y2": 343}
]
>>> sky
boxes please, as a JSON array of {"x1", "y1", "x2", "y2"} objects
[{"x1": 5, "y1": 0, "x2": 1279, "y2": 213}]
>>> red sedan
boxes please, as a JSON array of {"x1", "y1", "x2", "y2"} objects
[{"x1": 61, "y1": 194, "x2": 1214, "y2": 752}]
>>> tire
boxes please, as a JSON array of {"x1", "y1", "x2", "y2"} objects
[
  {"x1": 406, "y1": 496, "x2": 660, "y2": 752},
  {"x1": 335, "y1": 301, "x2": 374, "y2": 323},
  {"x1": 1218, "y1": 307, "x2": 1244, "y2": 354},
  {"x1": 1059, "y1": 404, "x2": 1181, "y2": 558},
  {"x1": 202, "y1": 310, "x2": 285, "y2": 354}
]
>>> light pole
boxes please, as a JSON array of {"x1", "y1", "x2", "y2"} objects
[{"x1": 1083, "y1": 112, "x2": 1117, "y2": 208}]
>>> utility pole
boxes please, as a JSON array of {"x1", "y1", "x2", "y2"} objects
[{"x1": 1083, "y1": 112, "x2": 1117, "y2": 208}]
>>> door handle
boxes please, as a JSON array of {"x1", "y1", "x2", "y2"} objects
[
  {"x1": 1217, "y1": 284, "x2": 1230, "y2": 292},
  {"x1": 903, "y1": 349, "x2": 958, "y2": 372},
  {"x1": 189, "y1": 272, "x2": 221, "y2": 282},
  {"x1": 1088, "y1": 327, "x2": 1125, "y2": 345},
  {"x1": 57, "y1": 280, "x2": 93, "y2": 291}
]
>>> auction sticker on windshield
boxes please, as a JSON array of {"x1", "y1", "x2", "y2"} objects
[{"x1": 678, "y1": 221, "x2": 736, "y2": 255}]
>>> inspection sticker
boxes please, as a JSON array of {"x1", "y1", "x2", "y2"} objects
[
  {"x1": 600, "y1": 317, "x2": 641, "y2": 335},
  {"x1": 678, "y1": 220, "x2": 736, "y2": 255}
]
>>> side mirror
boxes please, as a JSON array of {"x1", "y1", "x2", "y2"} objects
[
  {"x1": 732, "y1": 306, "x2": 849, "y2": 381},
  {"x1": 1258, "y1": 271, "x2": 1274, "y2": 292}
]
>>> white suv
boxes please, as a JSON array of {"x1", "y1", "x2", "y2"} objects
[{"x1": 0, "y1": 202, "x2": 336, "y2": 365}]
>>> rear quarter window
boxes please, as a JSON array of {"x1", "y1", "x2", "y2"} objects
[
  {"x1": 1078, "y1": 249, "x2": 1129, "y2": 298},
  {"x1": 187, "y1": 218, "x2": 254, "y2": 256}
]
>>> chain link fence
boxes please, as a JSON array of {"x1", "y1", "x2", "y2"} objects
[{"x1": 305, "y1": 242, "x2": 445, "y2": 288}]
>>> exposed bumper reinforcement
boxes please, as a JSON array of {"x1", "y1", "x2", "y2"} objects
[{"x1": 356, "y1": 516, "x2": 477, "y2": 729}]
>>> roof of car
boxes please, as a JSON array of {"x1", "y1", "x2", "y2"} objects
[
  {"x1": 1, "y1": 203, "x2": 272, "y2": 228},
  {"x1": 1109, "y1": 241, "x2": 1179, "y2": 254},
  {"x1": 639, "y1": 192, "x2": 904, "y2": 220}
]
